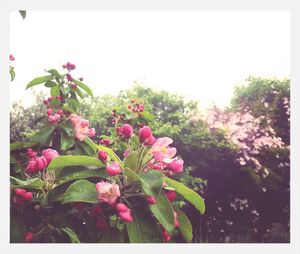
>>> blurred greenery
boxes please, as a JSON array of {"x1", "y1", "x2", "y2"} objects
[{"x1": 10, "y1": 76, "x2": 290, "y2": 243}]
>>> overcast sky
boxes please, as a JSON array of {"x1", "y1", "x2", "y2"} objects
[{"x1": 9, "y1": 10, "x2": 290, "y2": 109}]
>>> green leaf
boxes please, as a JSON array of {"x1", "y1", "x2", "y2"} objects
[
  {"x1": 55, "y1": 179, "x2": 98, "y2": 204},
  {"x1": 10, "y1": 214, "x2": 25, "y2": 243},
  {"x1": 60, "y1": 130, "x2": 75, "y2": 150},
  {"x1": 44, "y1": 81, "x2": 58, "y2": 87},
  {"x1": 129, "y1": 135, "x2": 139, "y2": 150},
  {"x1": 96, "y1": 145, "x2": 123, "y2": 165},
  {"x1": 47, "y1": 69, "x2": 61, "y2": 80},
  {"x1": 26, "y1": 75, "x2": 53, "y2": 89},
  {"x1": 72, "y1": 79, "x2": 93, "y2": 97},
  {"x1": 149, "y1": 192, "x2": 175, "y2": 233},
  {"x1": 67, "y1": 97, "x2": 79, "y2": 112},
  {"x1": 10, "y1": 66, "x2": 15, "y2": 81},
  {"x1": 55, "y1": 168, "x2": 107, "y2": 187},
  {"x1": 50, "y1": 86, "x2": 60, "y2": 97},
  {"x1": 126, "y1": 205, "x2": 162, "y2": 243},
  {"x1": 74, "y1": 87, "x2": 83, "y2": 97},
  {"x1": 140, "y1": 170, "x2": 164, "y2": 198},
  {"x1": 29, "y1": 124, "x2": 55, "y2": 146},
  {"x1": 62, "y1": 104, "x2": 76, "y2": 113},
  {"x1": 99, "y1": 228, "x2": 123, "y2": 243},
  {"x1": 47, "y1": 155, "x2": 104, "y2": 171},
  {"x1": 19, "y1": 10, "x2": 26, "y2": 20},
  {"x1": 83, "y1": 137, "x2": 97, "y2": 155},
  {"x1": 61, "y1": 227, "x2": 80, "y2": 243},
  {"x1": 140, "y1": 111, "x2": 155, "y2": 122},
  {"x1": 10, "y1": 141, "x2": 36, "y2": 151},
  {"x1": 124, "y1": 151, "x2": 138, "y2": 171},
  {"x1": 165, "y1": 177, "x2": 205, "y2": 215},
  {"x1": 175, "y1": 207, "x2": 193, "y2": 242},
  {"x1": 10, "y1": 176, "x2": 44, "y2": 190}
]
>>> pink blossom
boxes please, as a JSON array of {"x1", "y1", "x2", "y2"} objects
[
  {"x1": 46, "y1": 108, "x2": 53, "y2": 115},
  {"x1": 106, "y1": 162, "x2": 121, "y2": 176},
  {"x1": 10, "y1": 54, "x2": 15, "y2": 61},
  {"x1": 64, "y1": 62, "x2": 76, "y2": 72},
  {"x1": 27, "y1": 148, "x2": 37, "y2": 159},
  {"x1": 42, "y1": 149, "x2": 59, "y2": 164},
  {"x1": 161, "y1": 228, "x2": 171, "y2": 242},
  {"x1": 71, "y1": 84, "x2": 77, "y2": 89},
  {"x1": 66, "y1": 73, "x2": 74, "y2": 82},
  {"x1": 119, "y1": 211, "x2": 133, "y2": 223},
  {"x1": 88, "y1": 128, "x2": 96, "y2": 138},
  {"x1": 139, "y1": 126, "x2": 152, "y2": 142},
  {"x1": 119, "y1": 124, "x2": 133, "y2": 138},
  {"x1": 26, "y1": 160, "x2": 38, "y2": 174},
  {"x1": 123, "y1": 149, "x2": 130, "y2": 158},
  {"x1": 69, "y1": 114, "x2": 94, "y2": 141},
  {"x1": 151, "y1": 137, "x2": 177, "y2": 163},
  {"x1": 15, "y1": 188, "x2": 26, "y2": 197},
  {"x1": 35, "y1": 156, "x2": 48, "y2": 171},
  {"x1": 96, "y1": 181, "x2": 120, "y2": 205},
  {"x1": 24, "y1": 192, "x2": 33, "y2": 201},
  {"x1": 100, "y1": 138, "x2": 111, "y2": 146},
  {"x1": 166, "y1": 158, "x2": 184, "y2": 173},
  {"x1": 57, "y1": 109, "x2": 64, "y2": 115}
]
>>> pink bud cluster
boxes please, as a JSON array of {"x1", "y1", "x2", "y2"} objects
[
  {"x1": 115, "y1": 203, "x2": 133, "y2": 223},
  {"x1": 25, "y1": 148, "x2": 59, "y2": 174},
  {"x1": 128, "y1": 99, "x2": 145, "y2": 114},
  {"x1": 63, "y1": 62, "x2": 76, "y2": 72},
  {"x1": 106, "y1": 162, "x2": 122, "y2": 176},
  {"x1": 139, "y1": 126, "x2": 156, "y2": 145},
  {"x1": 96, "y1": 181, "x2": 120, "y2": 205},
  {"x1": 117, "y1": 124, "x2": 134, "y2": 139},
  {"x1": 47, "y1": 108, "x2": 63, "y2": 123},
  {"x1": 69, "y1": 114, "x2": 96, "y2": 141},
  {"x1": 14, "y1": 188, "x2": 33, "y2": 205},
  {"x1": 100, "y1": 138, "x2": 111, "y2": 146}
]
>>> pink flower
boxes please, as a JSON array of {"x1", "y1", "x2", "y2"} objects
[
  {"x1": 98, "y1": 150, "x2": 108, "y2": 162},
  {"x1": 139, "y1": 126, "x2": 152, "y2": 142},
  {"x1": 48, "y1": 115, "x2": 57, "y2": 123},
  {"x1": 26, "y1": 160, "x2": 37, "y2": 174},
  {"x1": 71, "y1": 83, "x2": 77, "y2": 89},
  {"x1": 27, "y1": 148, "x2": 37, "y2": 159},
  {"x1": 96, "y1": 181, "x2": 120, "y2": 205},
  {"x1": 123, "y1": 149, "x2": 130, "y2": 158},
  {"x1": 119, "y1": 124, "x2": 133, "y2": 138},
  {"x1": 88, "y1": 128, "x2": 96, "y2": 138},
  {"x1": 35, "y1": 156, "x2": 48, "y2": 171},
  {"x1": 25, "y1": 232, "x2": 34, "y2": 243},
  {"x1": 57, "y1": 109, "x2": 64, "y2": 115},
  {"x1": 42, "y1": 149, "x2": 59, "y2": 164},
  {"x1": 10, "y1": 54, "x2": 15, "y2": 61},
  {"x1": 66, "y1": 73, "x2": 74, "y2": 82},
  {"x1": 115, "y1": 203, "x2": 129, "y2": 213},
  {"x1": 69, "y1": 114, "x2": 92, "y2": 141},
  {"x1": 100, "y1": 138, "x2": 111, "y2": 146},
  {"x1": 147, "y1": 196, "x2": 157, "y2": 205},
  {"x1": 106, "y1": 162, "x2": 121, "y2": 176},
  {"x1": 166, "y1": 158, "x2": 184, "y2": 173},
  {"x1": 119, "y1": 211, "x2": 133, "y2": 223},
  {"x1": 165, "y1": 190, "x2": 176, "y2": 202},
  {"x1": 65, "y1": 62, "x2": 76, "y2": 72},
  {"x1": 46, "y1": 108, "x2": 53, "y2": 115},
  {"x1": 151, "y1": 137, "x2": 177, "y2": 163}
]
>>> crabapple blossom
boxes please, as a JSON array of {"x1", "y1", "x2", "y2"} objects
[
  {"x1": 147, "y1": 196, "x2": 157, "y2": 205},
  {"x1": 96, "y1": 181, "x2": 120, "y2": 205},
  {"x1": 164, "y1": 190, "x2": 176, "y2": 202},
  {"x1": 98, "y1": 150, "x2": 108, "y2": 163},
  {"x1": 42, "y1": 148, "x2": 59, "y2": 164},
  {"x1": 119, "y1": 124, "x2": 133, "y2": 138},
  {"x1": 166, "y1": 158, "x2": 184, "y2": 173},
  {"x1": 151, "y1": 137, "x2": 177, "y2": 163}
]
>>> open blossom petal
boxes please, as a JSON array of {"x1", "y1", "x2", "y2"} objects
[{"x1": 96, "y1": 181, "x2": 120, "y2": 205}]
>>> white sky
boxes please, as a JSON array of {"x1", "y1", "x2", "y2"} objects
[{"x1": 9, "y1": 10, "x2": 290, "y2": 109}]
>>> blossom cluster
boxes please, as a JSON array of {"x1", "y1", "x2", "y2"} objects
[
  {"x1": 26, "y1": 148, "x2": 59, "y2": 174},
  {"x1": 69, "y1": 114, "x2": 96, "y2": 141}
]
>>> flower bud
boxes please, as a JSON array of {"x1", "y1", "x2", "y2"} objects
[
  {"x1": 46, "y1": 108, "x2": 53, "y2": 115},
  {"x1": 71, "y1": 84, "x2": 77, "y2": 89},
  {"x1": 106, "y1": 162, "x2": 121, "y2": 176},
  {"x1": 10, "y1": 54, "x2": 15, "y2": 61},
  {"x1": 26, "y1": 160, "x2": 38, "y2": 174},
  {"x1": 24, "y1": 192, "x2": 33, "y2": 201},
  {"x1": 57, "y1": 109, "x2": 64, "y2": 115},
  {"x1": 138, "y1": 126, "x2": 152, "y2": 142},
  {"x1": 166, "y1": 158, "x2": 184, "y2": 173},
  {"x1": 115, "y1": 203, "x2": 129, "y2": 213},
  {"x1": 15, "y1": 188, "x2": 26, "y2": 197},
  {"x1": 25, "y1": 232, "x2": 34, "y2": 243},
  {"x1": 42, "y1": 149, "x2": 59, "y2": 164},
  {"x1": 146, "y1": 196, "x2": 157, "y2": 205},
  {"x1": 119, "y1": 211, "x2": 133, "y2": 223},
  {"x1": 162, "y1": 229, "x2": 171, "y2": 242},
  {"x1": 98, "y1": 150, "x2": 108, "y2": 162},
  {"x1": 120, "y1": 124, "x2": 133, "y2": 138},
  {"x1": 164, "y1": 190, "x2": 176, "y2": 202}
]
